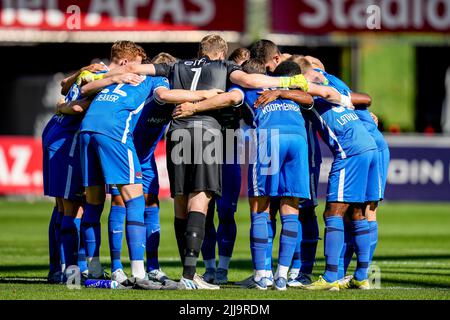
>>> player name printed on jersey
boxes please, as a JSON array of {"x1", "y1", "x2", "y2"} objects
[
  {"x1": 335, "y1": 111, "x2": 359, "y2": 126},
  {"x1": 260, "y1": 102, "x2": 301, "y2": 115}
]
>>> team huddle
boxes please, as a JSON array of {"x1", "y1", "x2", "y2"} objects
[{"x1": 42, "y1": 35, "x2": 389, "y2": 291}]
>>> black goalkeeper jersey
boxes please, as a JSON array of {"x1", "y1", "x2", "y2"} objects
[{"x1": 154, "y1": 56, "x2": 241, "y2": 131}]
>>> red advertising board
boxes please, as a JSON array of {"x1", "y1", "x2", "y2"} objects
[
  {"x1": 0, "y1": 136, "x2": 43, "y2": 195},
  {"x1": 0, "y1": 136, "x2": 172, "y2": 198},
  {"x1": 0, "y1": 0, "x2": 244, "y2": 31},
  {"x1": 272, "y1": 0, "x2": 450, "y2": 34}
]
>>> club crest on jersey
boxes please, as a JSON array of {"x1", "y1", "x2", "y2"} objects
[
  {"x1": 136, "y1": 172, "x2": 143, "y2": 179},
  {"x1": 332, "y1": 106, "x2": 346, "y2": 113}
]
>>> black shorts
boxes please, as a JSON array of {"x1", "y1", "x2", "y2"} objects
[{"x1": 166, "y1": 126, "x2": 223, "y2": 197}]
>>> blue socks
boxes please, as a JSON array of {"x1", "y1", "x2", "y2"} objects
[
  {"x1": 352, "y1": 219, "x2": 371, "y2": 281},
  {"x1": 201, "y1": 208, "x2": 217, "y2": 263},
  {"x1": 48, "y1": 207, "x2": 61, "y2": 273},
  {"x1": 217, "y1": 208, "x2": 237, "y2": 259},
  {"x1": 300, "y1": 215, "x2": 319, "y2": 275},
  {"x1": 144, "y1": 206, "x2": 161, "y2": 271},
  {"x1": 278, "y1": 215, "x2": 298, "y2": 268},
  {"x1": 338, "y1": 221, "x2": 354, "y2": 279},
  {"x1": 60, "y1": 216, "x2": 81, "y2": 267},
  {"x1": 291, "y1": 219, "x2": 302, "y2": 271},
  {"x1": 369, "y1": 221, "x2": 378, "y2": 263},
  {"x1": 265, "y1": 218, "x2": 276, "y2": 273},
  {"x1": 125, "y1": 196, "x2": 146, "y2": 261},
  {"x1": 77, "y1": 232, "x2": 88, "y2": 273},
  {"x1": 250, "y1": 213, "x2": 269, "y2": 272},
  {"x1": 81, "y1": 203, "x2": 104, "y2": 259},
  {"x1": 108, "y1": 205, "x2": 126, "y2": 272},
  {"x1": 323, "y1": 216, "x2": 344, "y2": 283},
  {"x1": 55, "y1": 211, "x2": 65, "y2": 268}
]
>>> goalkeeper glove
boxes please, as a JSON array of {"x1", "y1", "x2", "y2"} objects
[
  {"x1": 76, "y1": 70, "x2": 104, "y2": 85},
  {"x1": 279, "y1": 74, "x2": 309, "y2": 92}
]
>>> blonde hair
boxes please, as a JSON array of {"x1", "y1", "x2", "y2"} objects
[
  {"x1": 198, "y1": 34, "x2": 228, "y2": 59},
  {"x1": 151, "y1": 52, "x2": 178, "y2": 65},
  {"x1": 289, "y1": 54, "x2": 313, "y2": 74}
]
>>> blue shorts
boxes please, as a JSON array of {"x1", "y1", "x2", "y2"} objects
[
  {"x1": 248, "y1": 133, "x2": 310, "y2": 199},
  {"x1": 141, "y1": 155, "x2": 159, "y2": 195},
  {"x1": 43, "y1": 131, "x2": 84, "y2": 201},
  {"x1": 299, "y1": 164, "x2": 320, "y2": 208},
  {"x1": 80, "y1": 132, "x2": 142, "y2": 186},
  {"x1": 379, "y1": 148, "x2": 390, "y2": 200},
  {"x1": 217, "y1": 163, "x2": 241, "y2": 213},
  {"x1": 108, "y1": 153, "x2": 159, "y2": 196},
  {"x1": 327, "y1": 149, "x2": 380, "y2": 203}
]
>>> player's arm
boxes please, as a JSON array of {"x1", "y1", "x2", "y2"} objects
[
  {"x1": 172, "y1": 90, "x2": 243, "y2": 119},
  {"x1": 80, "y1": 73, "x2": 143, "y2": 97},
  {"x1": 155, "y1": 87, "x2": 223, "y2": 104},
  {"x1": 60, "y1": 63, "x2": 107, "y2": 95},
  {"x1": 56, "y1": 97, "x2": 92, "y2": 115},
  {"x1": 351, "y1": 92, "x2": 372, "y2": 108},
  {"x1": 254, "y1": 90, "x2": 314, "y2": 109},
  {"x1": 229, "y1": 70, "x2": 309, "y2": 91},
  {"x1": 307, "y1": 83, "x2": 354, "y2": 108}
]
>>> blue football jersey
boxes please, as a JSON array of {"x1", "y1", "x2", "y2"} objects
[
  {"x1": 80, "y1": 76, "x2": 167, "y2": 144},
  {"x1": 133, "y1": 77, "x2": 172, "y2": 160},
  {"x1": 315, "y1": 69, "x2": 388, "y2": 151},
  {"x1": 231, "y1": 86, "x2": 307, "y2": 138},
  {"x1": 308, "y1": 89, "x2": 377, "y2": 159}
]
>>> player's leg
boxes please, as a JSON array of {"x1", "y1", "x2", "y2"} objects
[
  {"x1": 248, "y1": 196, "x2": 270, "y2": 290},
  {"x1": 174, "y1": 195, "x2": 188, "y2": 265},
  {"x1": 79, "y1": 132, "x2": 106, "y2": 279},
  {"x1": 265, "y1": 200, "x2": 278, "y2": 284},
  {"x1": 117, "y1": 183, "x2": 146, "y2": 279},
  {"x1": 276, "y1": 135, "x2": 309, "y2": 290},
  {"x1": 347, "y1": 203, "x2": 371, "y2": 289},
  {"x1": 182, "y1": 191, "x2": 213, "y2": 280},
  {"x1": 108, "y1": 188, "x2": 127, "y2": 283},
  {"x1": 145, "y1": 193, "x2": 172, "y2": 284},
  {"x1": 47, "y1": 198, "x2": 64, "y2": 283},
  {"x1": 54, "y1": 197, "x2": 66, "y2": 273},
  {"x1": 367, "y1": 147, "x2": 389, "y2": 265},
  {"x1": 275, "y1": 197, "x2": 300, "y2": 290},
  {"x1": 344, "y1": 151, "x2": 375, "y2": 289},
  {"x1": 366, "y1": 202, "x2": 378, "y2": 263},
  {"x1": 60, "y1": 199, "x2": 83, "y2": 275},
  {"x1": 215, "y1": 162, "x2": 241, "y2": 284},
  {"x1": 201, "y1": 199, "x2": 217, "y2": 283},
  {"x1": 83, "y1": 186, "x2": 106, "y2": 278}
]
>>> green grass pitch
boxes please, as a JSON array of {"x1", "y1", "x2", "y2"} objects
[{"x1": 1, "y1": 199, "x2": 450, "y2": 300}]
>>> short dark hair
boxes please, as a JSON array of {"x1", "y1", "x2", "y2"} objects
[
  {"x1": 242, "y1": 58, "x2": 266, "y2": 74},
  {"x1": 249, "y1": 39, "x2": 281, "y2": 63},
  {"x1": 273, "y1": 61, "x2": 302, "y2": 77},
  {"x1": 228, "y1": 47, "x2": 250, "y2": 65}
]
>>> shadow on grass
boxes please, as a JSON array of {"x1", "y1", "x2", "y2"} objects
[{"x1": 0, "y1": 276, "x2": 47, "y2": 284}]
